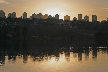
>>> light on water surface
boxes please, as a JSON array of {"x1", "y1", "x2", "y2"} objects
[{"x1": 1, "y1": 49, "x2": 108, "y2": 72}]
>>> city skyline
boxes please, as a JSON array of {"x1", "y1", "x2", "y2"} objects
[
  {"x1": 0, "y1": 10, "x2": 108, "y2": 22},
  {"x1": 0, "y1": 0, "x2": 108, "y2": 21}
]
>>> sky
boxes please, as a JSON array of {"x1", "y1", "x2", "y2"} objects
[{"x1": 0, "y1": 0, "x2": 108, "y2": 21}]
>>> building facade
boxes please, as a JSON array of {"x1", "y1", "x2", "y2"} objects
[
  {"x1": 73, "y1": 17, "x2": 77, "y2": 21},
  {"x1": 12, "y1": 12, "x2": 16, "y2": 18},
  {"x1": 84, "y1": 15, "x2": 89, "y2": 21},
  {"x1": 38, "y1": 13, "x2": 44, "y2": 19},
  {"x1": 78, "y1": 14, "x2": 82, "y2": 20},
  {"x1": 44, "y1": 14, "x2": 48, "y2": 19},
  {"x1": 32, "y1": 13, "x2": 37, "y2": 18},
  {"x1": 8, "y1": 13, "x2": 12, "y2": 18},
  {"x1": 23, "y1": 12, "x2": 27, "y2": 19},
  {"x1": 0, "y1": 10, "x2": 5, "y2": 18},
  {"x1": 92, "y1": 15, "x2": 97, "y2": 22},
  {"x1": 55, "y1": 14, "x2": 59, "y2": 19},
  {"x1": 48, "y1": 15, "x2": 52, "y2": 18},
  {"x1": 64, "y1": 15, "x2": 70, "y2": 21},
  {"x1": 7, "y1": 12, "x2": 16, "y2": 18}
]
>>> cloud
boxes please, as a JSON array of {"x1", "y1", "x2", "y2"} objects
[{"x1": 0, "y1": 0, "x2": 10, "y2": 4}]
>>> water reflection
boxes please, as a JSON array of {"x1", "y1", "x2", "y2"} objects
[{"x1": 0, "y1": 39, "x2": 108, "y2": 66}]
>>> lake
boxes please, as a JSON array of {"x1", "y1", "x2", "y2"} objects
[{"x1": 0, "y1": 38, "x2": 108, "y2": 72}]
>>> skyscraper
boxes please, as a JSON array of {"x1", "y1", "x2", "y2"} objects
[
  {"x1": 12, "y1": 12, "x2": 16, "y2": 18},
  {"x1": 23, "y1": 12, "x2": 27, "y2": 19},
  {"x1": 0, "y1": 10, "x2": 5, "y2": 18},
  {"x1": 84, "y1": 15, "x2": 89, "y2": 21},
  {"x1": 55, "y1": 14, "x2": 59, "y2": 19},
  {"x1": 92, "y1": 15, "x2": 97, "y2": 22},
  {"x1": 32, "y1": 13, "x2": 37, "y2": 18},
  {"x1": 8, "y1": 13, "x2": 12, "y2": 18},
  {"x1": 78, "y1": 14, "x2": 82, "y2": 20},
  {"x1": 38, "y1": 13, "x2": 44, "y2": 19},
  {"x1": 37, "y1": 14, "x2": 39, "y2": 19},
  {"x1": 48, "y1": 15, "x2": 52, "y2": 18},
  {"x1": 7, "y1": 12, "x2": 16, "y2": 18},
  {"x1": 73, "y1": 17, "x2": 77, "y2": 21},
  {"x1": 44, "y1": 14, "x2": 48, "y2": 19},
  {"x1": 30, "y1": 16, "x2": 32, "y2": 19},
  {"x1": 64, "y1": 15, "x2": 70, "y2": 21}
]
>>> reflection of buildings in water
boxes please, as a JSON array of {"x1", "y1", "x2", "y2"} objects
[
  {"x1": 55, "y1": 57, "x2": 59, "y2": 61},
  {"x1": 30, "y1": 55, "x2": 60, "y2": 63},
  {"x1": 92, "y1": 47, "x2": 97, "y2": 60},
  {"x1": 78, "y1": 48, "x2": 83, "y2": 61},
  {"x1": 99, "y1": 47, "x2": 106, "y2": 54},
  {"x1": 23, "y1": 53, "x2": 28, "y2": 63},
  {"x1": 73, "y1": 47, "x2": 78, "y2": 59},
  {"x1": 14, "y1": 39, "x2": 20, "y2": 53},
  {"x1": 0, "y1": 52, "x2": 5, "y2": 66},
  {"x1": 107, "y1": 48, "x2": 108, "y2": 55},
  {"x1": 73, "y1": 47, "x2": 78, "y2": 53},
  {"x1": 1, "y1": 40, "x2": 108, "y2": 65},
  {"x1": 32, "y1": 57, "x2": 43, "y2": 62},
  {"x1": 65, "y1": 52, "x2": 70, "y2": 62},
  {"x1": 8, "y1": 54, "x2": 16, "y2": 63},
  {"x1": 43, "y1": 56, "x2": 48, "y2": 62},
  {"x1": 84, "y1": 48, "x2": 89, "y2": 60},
  {"x1": 78, "y1": 51, "x2": 82, "y2": 61},
  {"x1": 73, "y1": 53, "x2": 77, "y2": 58},
  {"x1": 54, "y1": 48, "x2": 60, "y2": 58},
  {"x1": 65, "y1": 52, "x2": 70, "y2": 57},
  {"x1": 7, "y1": 48, "x2": 17, "y2": 63},
  {"x1": 22, "y1": 39, "x2": 28, "y2": 63}
]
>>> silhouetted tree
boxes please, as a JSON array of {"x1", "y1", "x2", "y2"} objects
[
  {"x1": 95, "y1": 32, "x2": 105, "y2": 39},
  {"x1": 22, "y1": 27, "x2": 28, "y2": 38},
  {"x1": 14, "y1": 25, "x2": 20, "y2": 38}
]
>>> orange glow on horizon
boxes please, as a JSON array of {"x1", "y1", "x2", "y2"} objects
[{"x1": 0, "y1": 0, "x2": 108, "y2": 21}]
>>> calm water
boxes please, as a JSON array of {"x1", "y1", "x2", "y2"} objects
[{"x1": 0, "y1": 39, "x2": 108, "y2": 72}]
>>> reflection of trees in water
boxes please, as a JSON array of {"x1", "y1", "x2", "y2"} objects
[
  {"x1": 22, "y1": 39, "x2": 28, "y2": 63},
  {"x1": 92, "y1": 47, "x2": 98, "y2": 60},
  {"x1": 0, "y1": 39, "x2": 108, "y2": 65},
  {"x1": 0, "y1": 50, "x2": 5, "y2": 66}
]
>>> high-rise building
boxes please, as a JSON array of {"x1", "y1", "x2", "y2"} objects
[
  {"x1": 30, "y1": 16, "x2": 32, "y2": 19},
  {"x1": 101, "y1": 20, "x2": 106, "y2": 23},
  {"x1": 44, "y1": 14, "x2": 48, "y2": 19},
  {"x1": 12, "y1": 12, "x2": 16, "y2": 18},
  {"x1": 78, "y1": 14, "x2": 82, "y2": 20},
  {"x1": 0, "y1": 10, "x2": 5, "y2": 18},
  {"x1": 92, "y1": 15, "x2": 97, "y2": 22},
  {"x1": 37, "y1": 14, "x2": 39, "y2": 19},
  {"x1": 48, "y1": 15, "x2": 52, "y2": 18},
  {"x1": 55, "y1": 14, "x2": 59, "y2": 19},
  {"x1": 8, "y1": 13, "x2": 12, "y2": 18},
  {"x1": 38, "y1": 13, "x2": 44, "y2": 19},
  {"x1": 7, "y1": 12, "x2": 16, "y2": 18},
  {"x1": 32, "y1": 13, "x2": 37, "y2": 18},
  {"x1": 23, "y1": 12, "x2": 27, "y2": 19},
  {"x1": 73, "y1": 17, "x2": 77, "y2": 21},
  {"x1": 84, "y1": 15, "x2": 89, "y2": 21},
  {"x1": 64, "y1": 15, "x2": 70, "y2": 21}
]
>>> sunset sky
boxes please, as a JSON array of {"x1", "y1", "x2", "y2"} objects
[{"x1": 0, "y1": 0, "x2": 108, "y2": 21}]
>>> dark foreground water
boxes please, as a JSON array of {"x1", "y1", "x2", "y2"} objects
[{"x1": 0, "y1": 38, "x2": 108, "y2": 72}]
